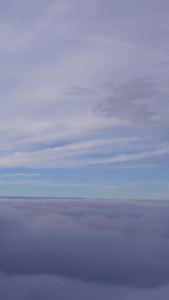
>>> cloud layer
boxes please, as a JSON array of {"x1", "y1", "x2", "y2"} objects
[
  {"x1": 0, "y1": 0, "x2": 169, "y2": 171},
  {"x1": 1, "y1": 198, "x2": 169, "y2": 299}
]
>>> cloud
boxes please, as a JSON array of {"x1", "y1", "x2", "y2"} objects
[
  {"x1": 0, "y1": 173, "x2": 41, "y2": 178},
  {"x1": 96, "y1": 77, "x2": 161, "y2": 125},
  {"x1": 104, "y1": 181, "x2": 169, "y2": 191},
  {"x1": 0, "y1": 198, "x2": 169, "y2": 299},
  {"x1": 65, "y1": 86, "x2": 96, "y2": 96},
  {"x1": 0, "y1": 0, "x2": 168, "y2": 172},
  {"x1": 0, "y1": 136, "x2": 168, "y2": 169},
  {"x1": 0, "y1": 180, "x2": 93, "y2": 187},
  {"x1": 1, "y1": 273, "x2": 169, "y2": 300}
]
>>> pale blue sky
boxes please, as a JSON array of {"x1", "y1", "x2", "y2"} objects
[{"x1": 0, "y1": 0, "x2": 169, "y2": 199}]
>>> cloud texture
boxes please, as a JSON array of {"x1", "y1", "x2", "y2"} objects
[
  {"x1": 0, "y1": 0, "x2": 169, "y2": 170},
  {"x1": 0, "y1": 198, "x2": 169, "y2": 299}
]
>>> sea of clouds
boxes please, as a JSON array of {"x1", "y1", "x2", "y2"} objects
[{"x1": 0, "y1": 198, "x2": 169, "y2": 299}]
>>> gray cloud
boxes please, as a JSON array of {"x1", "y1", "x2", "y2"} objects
[
  {"x1": 65, "y1": 86, "x2": 96, "y2": 96},
  {"x1": 0, "y1": 198, "x2": 169, "y2": 299},
  {"x1": 1, "y1": 273, "x2": 169, "y2": 300},
  {"x1": 96, "y1": 77, "x2": 160, "y2": 125}
]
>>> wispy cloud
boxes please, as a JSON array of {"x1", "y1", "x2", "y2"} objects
[
  {"x1": 103, "y1": 181, "x2": 169, "y2": 190},
  {"x1": 0, "y1": 179, "x2": 93, "y2": 187},
  {"x1": 0, "y1": 140, "x2": 168, "y2": 169},
  {"x1": 1, "y1": 173, "x2": 41, "y2": 178}
]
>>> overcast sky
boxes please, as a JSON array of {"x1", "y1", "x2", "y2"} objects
[{"x1": 0, "y1": 0, "x2": 169, "y2": 198}]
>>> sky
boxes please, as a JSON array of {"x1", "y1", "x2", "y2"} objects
[
  {"x1": 1, "y1": 198, "x2": 169, "y2": 299},
  {"x1": 0, "y1": 0, "x2": 169, "y2": 199}
]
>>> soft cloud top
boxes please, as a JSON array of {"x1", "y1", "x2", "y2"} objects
[{"x1": 0, "y1": 198, "x2": 169, "y2": 299}]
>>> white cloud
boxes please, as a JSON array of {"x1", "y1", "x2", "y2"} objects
[
  {"x1": 0, "y1": 138, "x2": 168, "y2": 169},
  {"x1": 103, "y1": 181, "x2": 169, "y2": 190},
  {"x1": 1, "y1": 173, "x2": 41, "y2": 178}
]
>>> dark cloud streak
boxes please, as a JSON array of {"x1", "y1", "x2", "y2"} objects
[{"x1": 96, "y1": 77, "x2": 160, "y2": 125}]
